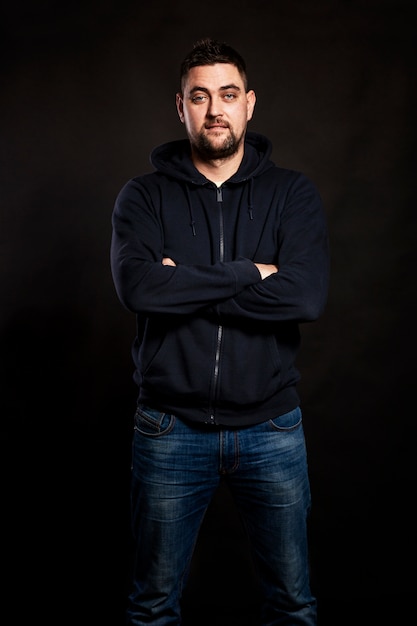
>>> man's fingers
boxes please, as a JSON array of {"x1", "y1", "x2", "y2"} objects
[{"x1": 162, "y1": 257, "x2": 176, "y2": 266}]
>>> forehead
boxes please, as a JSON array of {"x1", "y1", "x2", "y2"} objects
[{"x1": 183, "y1": 63, "x2": 244, "y2": 92}]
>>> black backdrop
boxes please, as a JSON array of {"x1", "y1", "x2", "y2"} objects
[{"x1": 2, "y1": 1, "x2": 416, "y2": 623}]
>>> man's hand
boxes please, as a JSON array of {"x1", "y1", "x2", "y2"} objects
[
  {"x1": 163, "y1": 257, "x2": 278, "y2": 280},
  {"x1": 254, "y1": 263, "x2": 279, "y2": 280},
  {"x1": 162, "y1": 257, "x2": 176, "y2": 266}
]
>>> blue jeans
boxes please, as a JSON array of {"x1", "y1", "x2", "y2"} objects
[{"x1": 126, "y1": 405, "x2": 317, "y2": 625}]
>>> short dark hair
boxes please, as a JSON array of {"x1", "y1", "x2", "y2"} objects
[{"x1": 179, "y1": 37, "x2": 248, "y2": 91}]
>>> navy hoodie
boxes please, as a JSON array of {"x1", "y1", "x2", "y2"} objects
[{"x1": 111, "y1": 131, "x2": 330, "y2": 426}]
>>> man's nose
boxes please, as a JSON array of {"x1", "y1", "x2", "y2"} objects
[{"x1": 207, "y1": 97, "x2": 223, "y2": 117}]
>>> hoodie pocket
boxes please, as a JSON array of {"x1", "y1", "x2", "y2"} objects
[{"x1": 215, "y1": 328, "x2": 284, "y2": 407}]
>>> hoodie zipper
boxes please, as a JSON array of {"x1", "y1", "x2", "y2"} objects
[{"x1": 208, "y1": 186, "x2": 224, "y2": 425}]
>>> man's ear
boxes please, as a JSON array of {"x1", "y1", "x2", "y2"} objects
[
  {"x1": 176, "y1": 93, "x2": 185, "y2": 123},
  {"x1": 246, "y1": 89, "x2": 256, "y2": 122}
]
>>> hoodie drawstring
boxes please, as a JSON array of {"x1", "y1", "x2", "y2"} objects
[
  {"x1": 184, "y1": 186, "x2": 196, "y2": 236},
  {"x1": 247, "y1": 177, "x2": 254, "y2": 221}
]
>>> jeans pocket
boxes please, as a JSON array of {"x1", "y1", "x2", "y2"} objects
[
  {"x1": 268, "y1": 406, "x2": 302, "y2": 432},
  {"x1": 134, "y1": 405, "x2": 176, "y2": 437}
]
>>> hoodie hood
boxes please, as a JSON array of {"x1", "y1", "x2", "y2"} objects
[{"x1": 149, "y1": 131, "x2": 275, "y2": 184}]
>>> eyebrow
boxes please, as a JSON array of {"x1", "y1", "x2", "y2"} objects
[{"x1": 189, "y1": 84, "x2": 242, "y2": 95}]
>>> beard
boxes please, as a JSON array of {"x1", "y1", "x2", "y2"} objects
[{"x1": 193, "y1": 127, "x2": 243, "y2": 160}]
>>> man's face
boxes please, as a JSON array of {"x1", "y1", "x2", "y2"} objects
[{"x1": 176, "y1": 63, "x2": 256, "y2": 160}]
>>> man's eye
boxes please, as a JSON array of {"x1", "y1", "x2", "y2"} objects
[
  {"x1": 191, "y1": 95, "x2": 207, "y2": 103},
  {"x1": 224, "y1": 93, "x2": 236, "y2": 100}
]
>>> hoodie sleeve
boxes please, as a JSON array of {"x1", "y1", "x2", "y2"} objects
[
  {"x1": 214, "y1": 173, "x2": 330, "y2": 323},
  {"x1": 110, "y1": 178, "x2": 261, "y2": 315}
]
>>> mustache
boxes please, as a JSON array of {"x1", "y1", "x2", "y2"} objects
[{"x1": 204, "y1": 119, "x2": 230, "y2": 129}]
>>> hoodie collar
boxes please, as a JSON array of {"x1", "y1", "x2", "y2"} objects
[{"x1": 149, "y1": 131, "x2": 274, "y2": 184}]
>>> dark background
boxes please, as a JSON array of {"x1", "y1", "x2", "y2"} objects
[{"x1": 2, "y1": 1, "x2": 416, "y2": 623}]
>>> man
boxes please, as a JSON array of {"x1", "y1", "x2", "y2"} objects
[{"x1": 111, "y1": 37, "x2": 330, "y2": 625}]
